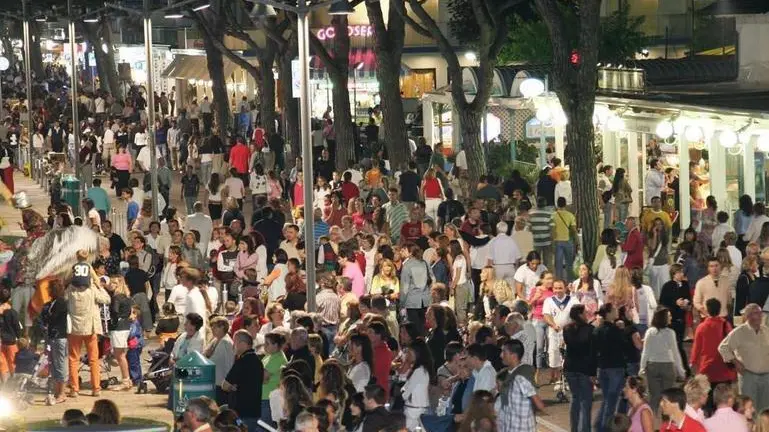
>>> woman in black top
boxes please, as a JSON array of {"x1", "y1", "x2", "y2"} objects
[
  {"x1": 593, "y1": 303, "x2": 627, "y2": 432},
  {"x1": 735, "y1": 256, "x2": 758, "y2": 320},
  {"x1": 658, "y1": 263, "x2": 692, "y2": 375},
  {"x1": 41, "y1": 280, "x2": 69, "y2": 404},
  {"x1": 107, "y1": 276, "x2": 134, "y2": 391},
  {"x1": 563, "y1": 304, "x2": 596, "y2": 432},
  {"x1": 617, "y1": 306, "x2": 643, "y2": 414}
]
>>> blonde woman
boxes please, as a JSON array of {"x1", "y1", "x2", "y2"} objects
[
  {"x1": 683, "y1": 374, "x2": 711, "y2": 424},
  {"x1": 371, "y1": 259, "x2": 400, "y2": 300},
  {"x1": 479, "y1": 266, "x2": 513, "y2": 317},
  {"x1": 107, "y1": 276, "x2": 134, "y2": 391},
  {"x1": 716, "y1": 247, "x2": 738, "y2": 301},
  {"x1": 608, "y1": 266, "x2": 638, "y2": 322}
]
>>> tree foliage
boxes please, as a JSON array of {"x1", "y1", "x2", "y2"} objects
[{"x1": 500, "y1": 1, "x2": 647, "y2": 64}]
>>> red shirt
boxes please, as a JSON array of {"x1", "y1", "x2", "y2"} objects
[
  {"x1": 373, "y1": 341, "x2": 393, "y2": 400},
  {"x1": 252, "y1": 127, "x2": 265, "y2": 148},
  {"x1": 460, "y1": 218, "x2": 480, "y2": 235},
  {"x1": 622, "y1": 228, "x2": 644, "y2": 269},
  {"x1": 340, "y1": 182, "x2": 360, "y2": 204},
  {"x1": 355, "y1": 251, "x2": 366, "y2": 273},
  {"x1": 422, "y1": 178, "x2": 442, "y2": 199},
  {"x1": 401, "y1": 221, "x2": 422, "y2": 242},
  {"x1": 229, "y1": 143, "x2": 251, "y2": 174},
  {"x1": 660, "y1": 415, "x2": 706, "y2": 432},
  {"x1": 690, "y1": 316, "x2": 736, "y2": 383},
  {"x1": 324, "y1": 205, "x2": 347, "y2": 228}
]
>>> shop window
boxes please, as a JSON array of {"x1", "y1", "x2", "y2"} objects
[{"x1": 401, "y1": 69, "x2": 435, "y2": 98}]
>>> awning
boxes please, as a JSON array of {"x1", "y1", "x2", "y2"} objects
[
  {"x1": 310, "y1": 47, "x2": 411, "y2": 81},
  {"x1": 162, "y1": 54, "x2": 254, "y2": 82},
  {"x1": 697, "y1": 45, "x2": 736, "y2": 56}
]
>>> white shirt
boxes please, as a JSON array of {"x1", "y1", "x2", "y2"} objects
[
  {"x1": 345, "y1": 169, "x2": 363, "y2": 186},
  {"x1": 514, "y1": 264, "x2": 547, "y2": 298},
  {"x1": 472, "y1": 360, "x2": 497, "y2": 393},
  {"x1": 542, "y1": 294, "x2": 580, "y2": 332},
  {"x1": 224, "y1": 177, "x2": 245, "y2": 199},
  {"x1": 746, "y1": 214, "x2": 769, "y2": 243},
  {"x1": 94, "y1": 97, "x2": 105, "y2": 113},
  {"x1": 347, "y1": 362, "x2": 372, "y2": 393},
  {"x1": 489, "y1": 234, "x2": 522, "y2": 266},
  {"x1": 452, "y1": 255, "x2": 468, "y2": 285},
  {"x1": 134, "y1": 132, "x2": 147, "y2": 147},
  {"x1": 727, "y1": 245, "x2": 742, "y2": 272},
  {"x1": 644, "y1": 169, "x2": 665, "y2": 205},
  {"x1": 168, "y1": 284, "x2": 188, "y2": 315},
  {"x1": 640, "y1": 327, "x2": 685, "y2": 377},
  {"x1": 597, "y1": 258, "x2": 617, "y2": 294},
  {"x1": 470, "y1": 237, "x2": 491, "y2": 270},
  {"x1": 455, "y1": 150, "x2": 467, "y2": 170},
  {"x1": 554, "y1": 181, "x2": 572, "y2": 206},
  {"x1": 167, "y1": 127, "x2": 179, "y2": 148},
  {"x1": 711, "y1": 222, "x2": 734, "y2": 249},
  {"x1": 103, "y1": 129, "x2": 115, "y2": 146},
  {"x1": 185, "y1": 212, "x2": 214, "y2": 255},
  {"x1": 402, "y1": 366, "x2": 430, "y2": 408}
]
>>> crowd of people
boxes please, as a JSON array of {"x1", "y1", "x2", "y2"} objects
[{"x1": 3, "y1": 65, "x2": 769, "y2": 432}]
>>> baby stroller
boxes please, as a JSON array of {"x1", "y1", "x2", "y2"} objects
[
  {"x1": 138, "y1": 337, "x2": 176, "y2": 394},
  {"x1": 554, "y1": 346, "x2": 570, "y2": 403},
  {"x1": 13, "y1": 345, "x2": 49, "y2": 409},
  {"x1": 79, "y1": 334, "x2": 119, "y2": 390}
]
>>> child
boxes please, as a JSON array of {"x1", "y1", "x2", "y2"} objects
[
  {"x1": 224, "y1": 301, "x2": 239, "y2": 324},
  {"x1": 0, "y1": 287, "x2": 22, "y2": 380},
  {"x1": 126, "y1": 305, "x2": 145, "y2": 390},
  {"x1": 14, "y1": 338, "x2": 39, "y2": 376},
  {"x1": 241, "y1": 268, "x2": 260, "y2": 300}
]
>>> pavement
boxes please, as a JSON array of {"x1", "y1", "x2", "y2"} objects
[{"x1": 0, "y1": 170, "x2": 584, "y2": 430}]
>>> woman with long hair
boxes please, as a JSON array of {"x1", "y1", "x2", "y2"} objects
[
  {"x1": 421, "y1": 168, "x2": 445, "y2": 222},
  {"x1": 279, "y1": 374, "x2": 313, "y2": 431},
  {"x1": 111, "y1": 145, "x2": 133, "y2": 194},
  {"x1": 41, "y1": 280, "x2": 69, "y2": 404},
  {"x1": 608, "y1": 266, "x2": 637, "y2": 320},
  {"x1": 640, "y1": 308, "x2": 686, "y2": 413},
  {"x1": 234, "y1": 235, "x2": 259, "y2": 281},
  {"x1": 91, "y1": 399, "x2": 121, "y2": 425},
  {"x1": 480, "y1": 265, "x2": 513, "y2": 317},
  {"x1": 205, "y1": 316, "x2": 235, "y2": 406},
  {"x1": 314, "y1": 176, "x2": 332, "y2": 211},
  {"x1": 106, "y1": 276, "x2": 134, "y2": 391},
  {"x1": 347, "y1": 334, "x2": 373, "y2": 392},
  {"x1": 528, "y1": 271, "x2": 554, "y2": 383},
  {"x1": 759, "y1": 222, "x2": 769, "y2": 249},
  {"x1": 221, "y1": 197, "x2": 245, "y2": 228},
  {"x1": 207, "y1": 173, "x2": 223, "y2": 223},
  {"x1": 249, "y1": 163, "x2": 268, "y2": 209},
  {"x1": 648, "y1": 217, "x2": 670, "y2": 298},
  {"x1": 266, "y1": 169, "x2": 283, "y2": 201},
  {"x1": 571, "y1": 263, "x2": 603, "y2": 323},
  {"x1": 402, "y1": 339, "x2": 434, "y2": 431},
  {"x1": 734, "y1": 256, "x2": 758, "y2": 324},
  {"x1": 181, "y1": 232, "x2": 205, "y2": 270},
  {"x1": 624, "y1": 376, "x2": 654, "y2": 432},
  {"x1": 631, "y1": 269, "x2": 657, "y2": 336},
  {"x1": 612, "y1": 167, "x2": 632, "y2": 223},
  {"x1": 514, "y1": 250, "x2": 547, "y2": 299},
  {"x1": 371, "y1": 258, "x2": 400, "y2": 298},
  {"x1": 594, "y1": 303, "x2": 627, "y2": 432},
  {"x1": 449, "y1": 239, "x2": 470, "y2": 323},
  {"x1": 563, "y1": 303, "x2": 595, "y2": 432},
  {"x1": 716, "y1": 247, "x2": 738, "y2": 301}
]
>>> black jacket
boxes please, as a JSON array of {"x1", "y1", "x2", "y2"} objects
[
  {"x1": 563, "y1": 321, "x2": 597, "y2": 376},
  {"x1": 362, "y1": 406, "x2": 390, "y2": 432}
]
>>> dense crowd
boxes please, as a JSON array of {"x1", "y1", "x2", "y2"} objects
[{"x1": 3, "y1": 67, "x2": 769, "y2": 432}]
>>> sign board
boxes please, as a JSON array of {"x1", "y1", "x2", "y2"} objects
[
  {"x1": 525, "y1": 118, "x2": 555, "y2": 139},
  {"x1": 291, "y1": 59, "x2": 300, "y2": 98},
  {"x1": 316, "y1": 25, "x2": 373, "y2": 40}
]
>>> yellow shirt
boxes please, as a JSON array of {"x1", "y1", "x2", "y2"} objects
[
  {"x1": 641, "y1": 208, "x2": 672, "y2": 232},
  {"x1": 553, "y1": 209, "x2": 576, "y2": 242}
]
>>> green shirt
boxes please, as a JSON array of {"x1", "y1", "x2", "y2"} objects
[
  {"x1": 87, "y1": 186, "x2": 111, "y2": 213},
  {"x1": 262, "y1": 351, "x2": 288, "y2": 399}
]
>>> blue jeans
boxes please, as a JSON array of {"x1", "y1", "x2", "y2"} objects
[
  {"x1": 596, "y1": 367, "x2": 625, "y2": 432},
  {"x1": 554, "y1": 240, "x2": 575, "y2": 281},
  {"x1": 566, "y1": 372, "x2": 593, "y2": 432},
  {"x1": 617, "y1": 362, "x2": 640, "y2": 414},
  {"x1": 603, "y1": 205, "x2": 613, "y2": 230},
  {"x1": 242, "y1": 417, "x2": 258, "y2": 432},
  {"x1": 533, "y1": 319, "x2": 548, "y2": 369},
  {"x1": 258, "y1": 400, "x2": 274, "y2": 431},
  {"x1": 320, "y1": 324, "x2": 338, "y2": 358},
  {"x1": 616, "y1": 203, "x2": 629, "y2": 223},
  {"x1": 184, "y1": 196, "x2": 196, "y2": 214}
]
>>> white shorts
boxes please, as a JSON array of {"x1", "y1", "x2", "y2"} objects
[
  {"x1": 548, "y1": 330, "x2": 564, "y2": 368},
  {"x1": 110, "y1": 330, "x2": 130, "y2": 349}
]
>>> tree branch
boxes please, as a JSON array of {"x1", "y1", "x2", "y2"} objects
[
  {"x1": 191, "y1": 11, "x2": 263, "y2": 83},
  {"x1": 390, "y1": 0, "x2": 432, "y2": 38},
  {"x1": 308, "y1": 30, "x2": 341, "y2": 76}
]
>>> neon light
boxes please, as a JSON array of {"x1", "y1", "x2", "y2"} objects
[{"x1": 316, "y1": 25, "x2": 373, "y2": 40}]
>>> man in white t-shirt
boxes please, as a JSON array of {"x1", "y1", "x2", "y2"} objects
[
  {"x1": 488, "y1": 221, "x2": 522, "y2": 287},
  {"x1": 455, "y1": 148, "x2": 468, "y2": 173}
]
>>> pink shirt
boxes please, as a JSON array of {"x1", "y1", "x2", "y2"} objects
[
  {"x1": 703, "y1": 407, "x2": 750, "y2": 432},
  {"x1": 293, "y1": 182, "x2": 304, "y2": 207},
  {"x1": 629, "y1": 403, "x2": 651, "y2": 432},
  {"x1": 112, "y1": 152, "x2": 132, "y2": 171},
  {"x1": 343, "y1": 261, "x2": 365, "y2": 298},
  {"x1": 528, "y1": 287, "x2": 553, "y2": 320}
]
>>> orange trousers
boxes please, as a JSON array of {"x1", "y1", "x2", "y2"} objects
[
  {"x1": 0, "y1": 344, "x2": 18, "y2": 375},
  {"x1": 68, "y1": 334, "x2": 99, "y2": 392}
]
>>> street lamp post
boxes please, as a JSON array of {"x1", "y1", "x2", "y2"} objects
[
  {"x1": 67, "y1": 0, "x2": 81, "y2": 190},
  {"x1": 297, "y1": 0, "x2": 317, "y2": 311},
  {"x1": 22, "y1": 1, "x2": 34, "y2": 181},
  {"x1": 144, "y1": 0, "x2": 160, "y2": 222}
]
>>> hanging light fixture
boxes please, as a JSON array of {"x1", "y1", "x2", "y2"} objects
[
  {"x1": 656, "y1": 120, "x2": 674, "y2": 139},
  {"x1": 685, "y1": 125, "x2": 703, "y2": 142},
  {"x1": 719, "y1": 130, "x2": 738, "y2": 148},
  {"x1": 535, "y1": 106, "x2": 551, "y2": 122},
  {"x1": 757, "y1": 134, "x2": 769, "y2": 153},
  {"x1": 519, "y1": 78, "x2": 545, "y2": 98}
]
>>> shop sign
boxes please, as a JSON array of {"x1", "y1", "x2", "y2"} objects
[
  {"x1": 316, "y1": 25, "x2": 373, "y2": 40},
  {"x1": 525, "y1": 118, "x2": 555, "y2": 139}
]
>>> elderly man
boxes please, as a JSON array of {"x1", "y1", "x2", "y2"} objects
[
  {"x1": 488, "y1": 221, "x2": 521, "y2": 287},
  {"x1": 505, "y1": 312, "x2": 536, "y2": 367},
  {"x1": 287, "y1": 327, "x2": 315, "y2": 373},
  {"x1": 182, "y1": 397, "x2": 214, "y2": 432},
  {"x1": 719, "y1": 303, "x2": 769, "y2": 412},
  {"x1": 222, "y1": 330, "x2": 263, "y2": 430}
]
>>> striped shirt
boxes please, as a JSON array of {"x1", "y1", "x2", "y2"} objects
[
  {"x1": 313, "y1": 220, "x2": 330, "y2": 249},
  {"x1": 384, "y1": 201, "x2": 409, "y2": 242},
  {"x1": 316, "y1": 288, "x2": 341, "y2": 325},
  {"x1": 529, "y1": 209, "x2": 554, "y2": 247}
]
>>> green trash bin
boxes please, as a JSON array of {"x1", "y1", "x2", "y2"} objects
[
  {"x1": 61, "y1": 174, "x2": 81, "y2": 211},
  {"x1": 170, "y1": 351, "x2": 216, "y2": 415}
]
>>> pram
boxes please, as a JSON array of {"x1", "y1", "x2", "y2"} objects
[
  {"x1": 79, "y1": 334, "x2": 119, "y2": 390},
  {"x1": 13, "y1": 345, "x2": 50, "y2": 409},
  {"x1": 137, "y1": 337, "x2": 176, "y2": 394},
  {"x1": 553, "y1": 346, "x2": 570, "y2": 403}
]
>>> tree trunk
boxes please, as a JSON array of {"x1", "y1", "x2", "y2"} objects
[
  {"x1": 259, "y1": 47, "x2": 277, "y2": 134},
  {"x1": 29, "y1": 22, "x2": 44, "y2": 79},
  {"x1": 278, "y1": 53, "x2": 301, "y2": 162},
  {"x1": 458, "y1": 107, "x2": 487, "y2": 182},
  {"x1": 564, "y1": 102, "x2": 599, "y2": 265},
  {"x1": 330, "y1": 70, "x2": 355, "y2": 170},
  {"x1": 203, "y1": 37, "x2": 230, "y2": 139},
  {"x1": 367, "y1": 0, "x2": 409, "y2": 171}
]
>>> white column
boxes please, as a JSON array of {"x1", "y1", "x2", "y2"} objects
[
  {"x1": 423, "y1": 101, "x2": 434, "y2": 147},
  {"x1": 744, "y1": 137, "x2": 756, "y2": 201},
  {"x1": 709, "y1": 134, "x2": 727, "y2": 208},
  {"x1": 679, "y1": 138, "x2": 691, "y2": 230},
  {"x1": 627, "y1": 132, "x2": 639, "y2": 216},
  {"x1": 555, "y1": 124, "x2": 565, "y2": 162}
]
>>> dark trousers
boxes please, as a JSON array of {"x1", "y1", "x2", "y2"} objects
[
  {"x1": 471, "y1": 268, "x2": 483, "y2": 318},
  {"x1": 565, "y1": 372, "x2": 593, "y2": 432},
  {"x1": 596, "y1": 367, "x2": 625, "y2": 432},
  {"x1": 407, "y1": 308, "x2": 426, "y2": 337},
  {"x1": 671, "y1": 320, "x2": 691, "y2": 376}
]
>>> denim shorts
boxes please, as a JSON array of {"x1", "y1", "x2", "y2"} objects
[{"x1": 49, "y1": 338, "x2": 69, "y2": 382}]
